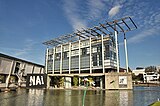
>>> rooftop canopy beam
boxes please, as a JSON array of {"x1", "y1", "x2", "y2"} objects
[{"x1": 43, "y1": 16, "x2": 137, "y2": 47}]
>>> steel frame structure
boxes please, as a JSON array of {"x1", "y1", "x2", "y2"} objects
[
  {"x1": 43, "y1": 16, "x2": 137, "y2": 73},
  {"x1": 43, "y1": 16, "x2": 137, "y2": 47}
]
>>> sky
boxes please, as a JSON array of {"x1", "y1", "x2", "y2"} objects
[{"x1": 0, "y1": 0, "x2": 160, "y2": 69}]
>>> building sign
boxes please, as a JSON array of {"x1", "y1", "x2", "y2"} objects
[
  {"x1": 119, "y1": 76, "x2": 127, "y2": 88},
  {"x1": 26, "y1": 74, "x2": 47, "y2": 88}
]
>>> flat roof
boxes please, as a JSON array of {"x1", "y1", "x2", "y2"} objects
[{"x1": 0, "y1": 53, "x2": 44, "y2": 68}]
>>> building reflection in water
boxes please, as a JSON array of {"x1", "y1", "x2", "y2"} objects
[
  {"x1": 25, "y1": 89, "x2": 133, "y2": 106},
  {"x1": 104, "y1": 90, "x2": 133, "y2": 106},
  {"x1": 0, "y1": 87, "x2": 159, "y2": 106},
  {"x1": 27, "y1": 89, "x2": 44, "y2": 106}
]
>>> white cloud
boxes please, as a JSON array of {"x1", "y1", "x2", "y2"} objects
[
  {"x1": 63, "y1": 0, "x2": 87, "y2": 31},
  {"x1": 128, "y1": 28, "x2": 158, "y2": 44},
  {"x1": 0, "y1": 39, "x2": 36, "y2": 57},
  {"x1": 108, "y1": 5, "x2": 122, "y2": 17},
  {"x1": 87, "y1": 0, "x2": 105, "y2": 19}
]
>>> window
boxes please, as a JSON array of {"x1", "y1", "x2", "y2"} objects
[
  {"x1": 97, "y1": 45, "x2": 102, "y2": 52},
  {"x1": 92, "y1": 53, "x2": 97, "y2": 66},
  {"x1": 82, "y1": 48, "x2": 87, "y2": 56},
  {"x1": 63, "y1": 52, "x2": 68, "y2": 59},
  {"x1": 14, "y1": 62, "x2": 20, "y2": 74},
  {"x1": 48, "y1": 55, "x2": 53, "y2": 60},
  {"x1": 55, "y1": 53, "x2": 61, "y2": 60}
]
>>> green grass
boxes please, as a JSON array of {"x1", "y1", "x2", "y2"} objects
[{"x1": 150, "y1": 101, "x2": 160, "y2": 106}]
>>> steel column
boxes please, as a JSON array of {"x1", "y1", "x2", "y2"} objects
[
  {"x1": 124, "y1": 35, "x2": 129, "y2": 72},
  {"x1": 69, "y1": 43, "x2": 71, "y2": 74},
  {"x1": 52, "y1": 47, "x2": 55, "y2": 74},
  {"x1": 101, "y1": 34, "x2": 105, "y2": 73},
  {"x1": 45, "y1": 48, "x2": 49, "y2": 73},
  {"x1": 89, "y1": 37, "x2": 92, "y2": 74},
  {"x1": 79, "y1": 40, "x2": 81, "y2": 74},
  {"x1": 115, "y1": 31, "x2": 120, "y2": 73},
  {"x1": 60, "y1": 45, "x2": 63, "y2": 74}
]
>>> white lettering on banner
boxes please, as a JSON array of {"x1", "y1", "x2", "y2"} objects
[
  {"x1": 36, "y1": 76, "x2": 41, "y2": 85},
  {"x1": 29, "y1": 76, "x2": 44, "y2": 86},
  {"x1": 41, "y1": 76, "x2": 44, "y2": 84},
  {"x1": 29, "y1": 76, "x2": 35, "y2": 86}
]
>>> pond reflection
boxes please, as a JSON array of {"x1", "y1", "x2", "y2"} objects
[{"x1": 0, "y1": 87, "x2": 160, "y2": 106}]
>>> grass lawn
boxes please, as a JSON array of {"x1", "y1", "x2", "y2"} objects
[{"x1": 150, "y1": 101, "x2": 160, "y2": 106}]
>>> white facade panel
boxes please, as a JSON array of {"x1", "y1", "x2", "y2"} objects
[
  {"x1": 33, "y1": 66, "x2": 41, "y2": 73},
  {"x1": 25, "y1": 64, "x2": 33, "y2": 74},
  {"x1": 0, "y1": 59, "x2": 12, "y2": 74}
]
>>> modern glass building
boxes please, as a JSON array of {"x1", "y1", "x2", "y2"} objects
[
  {"x1": 46, "y1": 35, "x2": 117, "y2": 74},
  {"x1": 43, "y1": 17, "x2": 137, "y2": 89}
]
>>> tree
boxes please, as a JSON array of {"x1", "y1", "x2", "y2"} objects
[
  {"x1": 128, "y1": 67, "x2": 132, "y2": 72},
  {"x1": 59, "y1": 77, "x2": 64, "y2": 87},
  {"x1": 145, "y1": 66, "x2": 157, "y2": 73},
  {"x1": 0, "y1": 75, "x2": 5, "y2": 83},
  {"x1": 73, "y1": 76, "x2": 78, "y2": 86},
  {"x1": 158, "y1": 69, "x2": 160, "y2": 74},
  {"x1": 132, "y1": 73, "x2": 136, "y2": 80}
]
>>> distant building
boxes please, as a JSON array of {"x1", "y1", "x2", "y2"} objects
[
  {"x1": 157, "y1": 65, "x2": 160, "y2": 72},
  {"x1": 143, "y1": 72, "x2": 159, "y2": 83},
  {"x1": 0, "y1": 53, "x2": 44, "y2": 87},
  {"x1": 132, "y1": 67, "x2": 145, "y2": 76}
]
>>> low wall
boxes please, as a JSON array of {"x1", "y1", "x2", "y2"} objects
[{"x1": 105, "y1": 72, "x2": 132, "y2": 90}]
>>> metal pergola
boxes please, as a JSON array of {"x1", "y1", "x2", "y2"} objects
[
  {"x1": 43, "y1": 16, "x2": 137, "y2": 73},
  {"x1": 43, "y1": 16, "x2": 137, "y2": 47}
]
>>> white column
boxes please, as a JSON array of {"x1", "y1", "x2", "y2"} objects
[
  {"x1": 52, "y1": 47, "x2": 55, "y2": 74},
  {"x1": 69, "y1": 43, "x2": 71, "y2": 74},
  {"x1": 79, "y1": 40, "x2": 81, "y2": 74},
  {"x1": 124, "y1": 37, "x2": 129, "y2": 72},
  {"x1": 45, "y1": 48, "x2": 49, "y2": 74},
  {"x1": 115, "y1": 31, "x2": 120, "y2": 73},
  {"x1": 100, "y1": 78, "x2": 103, "y2": 89},
  {"x1": 47, "y1": 75, "x2": 51, "y2": 89},
  {"x1": 60, "y1": 45, "x2": 63, "y2": 74},
  {"x1": 101, "y1": 34, "x2": 105, "y2": 74},
  {"x1": 79, "y1": 77, "x2": 81, "y2": 87},
  {"x1": 89, "y1": 37, "x2": 92, "y2": 74},
  {"x1": 5, "y1": 61, "x2": 14, "y2": 88}
]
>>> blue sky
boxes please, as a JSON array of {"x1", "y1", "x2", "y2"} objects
[{"x1": 0, "y1": 0, "x2": 160, "y2": 69}]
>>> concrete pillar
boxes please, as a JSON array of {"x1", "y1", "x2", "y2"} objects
[
  {"x1": 64, "y1": 77, "x2": 71, "y2": 88},
  {"x1": 46, "y1": 75, "x2": 51, "y2": 89},
  {"x1": 104, "y1": 73, "x2": 133, "y2": 90},
  {"x1": 100, "y1": 77, "x2": 103, "y2": 89},
  {"x1": 79, "y1": 77, "x2": 81, "y2": 87},
  {"x1": 5, "y1": 61, "x2": 14, "y2": 88}
]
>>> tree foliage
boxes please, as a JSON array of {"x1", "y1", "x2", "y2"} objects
[
  {"x1": 73, "y1": 76, "x2": 78, "y2": 86},
  {"x1": 145, "y1": 66, "x2": 157, "y2": 73},
  {"x1": 132, "y1": 73, "x2": 143, "y2": 81}
]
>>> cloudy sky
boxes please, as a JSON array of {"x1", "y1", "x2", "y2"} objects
[{"x1": 0, "y1": 0, "x2": 160, "y2": 69}]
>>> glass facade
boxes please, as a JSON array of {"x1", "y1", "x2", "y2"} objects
[{"x1": 46, "y1": 35, "x2": 117, "y2": 74}]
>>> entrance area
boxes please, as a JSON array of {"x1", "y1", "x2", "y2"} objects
[{"x1": 48, "y1": 75, "x2": 105, "y2": 89}]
